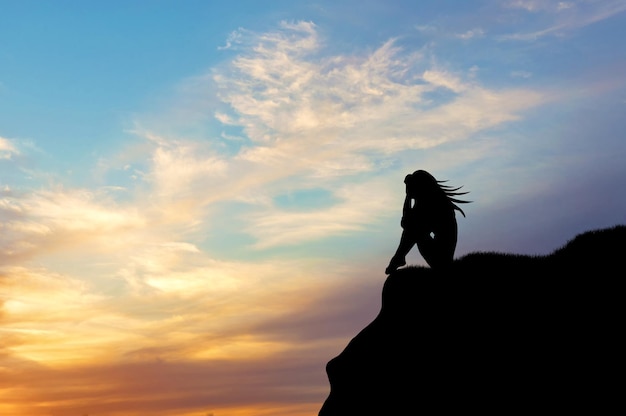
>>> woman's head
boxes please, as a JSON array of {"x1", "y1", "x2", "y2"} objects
[
  {"x1": 404, "y1": 170, "x2": 471, "y2": 216},
  {"x1": 404, "y1": 170, "x2": 437, "y2": 196}
]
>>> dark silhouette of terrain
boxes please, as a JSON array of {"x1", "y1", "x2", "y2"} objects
[{"x1": 319, "y1": 225, "x2": 625, "y2": 415}]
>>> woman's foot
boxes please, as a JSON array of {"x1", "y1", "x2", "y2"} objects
[{"x1": 385, "y1": 257, "x2": 406, "y2": 274}]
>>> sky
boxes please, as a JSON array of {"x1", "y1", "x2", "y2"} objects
[{"x1": 1, "y1": 0, "x2": 625, "y2": 414}]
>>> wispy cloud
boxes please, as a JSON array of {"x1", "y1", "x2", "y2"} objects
[
  {"x1": 456, "y1": 28, "x2": 486, "y2": 39},
  {"x1": 500, "y1": 0, "x2": 626, "y2": 40},
  {"x1": 197, "y1": 24, "x2": 546, "y2": 248},
  {"x1": 214, "y1": 22, "x2": 542, "y2": 157},
  {"x1": 111, "y1": 20, "x2": 549, "y2": 250},
  {"x1": 0, "y1": 187, "x2": 148, "y2": 264},
  {"x1": 0, "y1": 136, "x2": 19, "y2": 160},
  {"x1": 506, "y1": 0, "x2": 560, "y2": 12},
  {"x1": 246, "y1": 179, "x2": 397, "y2": 248},
  {"x1": 511, "y1": 70, "x2": 533, "y2": 78}
]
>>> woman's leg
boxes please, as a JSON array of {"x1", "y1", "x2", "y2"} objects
[
  {"x1": 418, "y1": 222, "x2": 457, "y2": 269},
  {"x1": 385, "y1": 229, "x2": 417, "y2": 274}
]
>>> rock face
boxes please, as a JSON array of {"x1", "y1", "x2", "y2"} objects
[{"x1": 319, "y1": 225, "x2": 625, "y2": 415}]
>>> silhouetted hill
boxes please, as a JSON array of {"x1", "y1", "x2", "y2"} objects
[{"x1": 319, "y1": 225, "x2": 625, "y2": 415}]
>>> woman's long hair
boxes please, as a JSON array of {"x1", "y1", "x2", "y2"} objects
[{"x1": 406, "y1": 170, "x2": 471, "y2": 217}]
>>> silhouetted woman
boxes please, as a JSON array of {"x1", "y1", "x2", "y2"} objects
[{"x1": 385, "y1": 170, "x2": 470, "y2": 273}]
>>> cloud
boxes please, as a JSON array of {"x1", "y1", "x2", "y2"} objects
[
  {"x1": 0, "y1": 253, "x2": 372, "y2": 416},
  {"x1": 217, "y1": 28, "x2": 244, "y2": 50},
  {"x1": 148, "y1": 138, "x2": 229, "y2": 199},
  {"x1": 415, "y1": 24, "x2": 438, "y2": 34},
  {"x1": 511, "y1": 70, "x2": 533, "y2": 78},
  {"x1": 0, "y1": 265, "x2": 114, "y2": 367},
  {"x1": 197, "y1": 24, "x2": 546, "y2": 249},
  {"x1": 500, "y1": 0, "x2": 626, "y2": 40},
  {"x1": 505, "y1": 0, "x2": 555, "y2": 12},
  {"x1": 456, "y1": 28, "x2": 486, "y2": 39},
  {"x1": 245, "y1": 179, "x2": 397, "y2": 248},
  {"x1": 0, "y1": 354, "x2": 327, "y2": 416},
  {"x1": 0, "y1": 187, "x2": 146, "y2": 263},
  {"x1": 1, "y1": 211, "x2": 356, "y2": 413},
  {"x1": 0, "y1": 136, "x2": 19, "y2": 159},
  {"x1": 98, "y1": 20, "x2": 550, "y2": 253}
]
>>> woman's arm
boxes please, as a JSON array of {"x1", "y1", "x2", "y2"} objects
[
  {"x1": 400, "y1": 195, "x2": 412, "y2": 229},
  {"x1": 402, "y1": 194, "x2": 412, "y2": 216}
]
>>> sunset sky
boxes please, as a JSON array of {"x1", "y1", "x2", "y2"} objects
[{"x1": 2, "y1": 1, "x2": 626, "y2": 415}]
